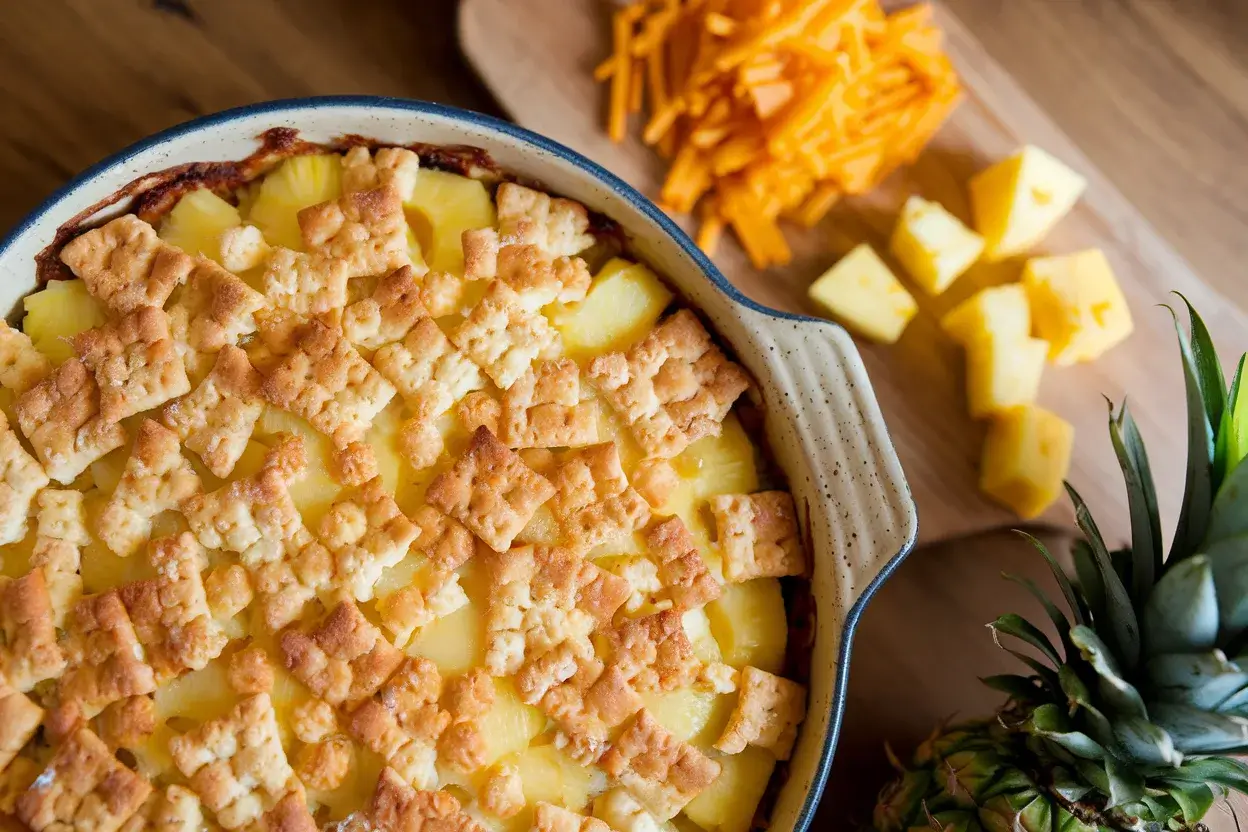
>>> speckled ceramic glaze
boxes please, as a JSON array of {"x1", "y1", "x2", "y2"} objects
[{"x1": 0, "y1": 97, "x2": 918, "y2": 832}]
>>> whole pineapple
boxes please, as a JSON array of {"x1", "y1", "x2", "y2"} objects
[{"x1": 875, "y1": 302, "x2": 1248, "y2": 832}]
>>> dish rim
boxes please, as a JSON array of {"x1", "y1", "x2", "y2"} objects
[{"x1": 0, "y1": 95, "x2": 918, "y2": 832}]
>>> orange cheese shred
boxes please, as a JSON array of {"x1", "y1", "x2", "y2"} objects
[{"x1": 597, "y1": 0, "x2": 963, "y2": 269}]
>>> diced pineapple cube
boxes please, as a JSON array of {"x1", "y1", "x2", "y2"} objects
[
  {"x1": 406, "y1": 600, "x2": 484, "y2": 675},
  {"x1": 1022, "y1": 249, "x2": 1134, "y2": 366},
  {"x1": 941, "y1": 284, "x2": 1031, "y2": 346},
  {"x1": 255, "y1": 407, "x2": 342, "y2": 527},
  {"x1": 553, "y1": 258, "x2": 674, "y2": 358},
  {"x1": 889, "y1": 196, "x2": 984, "y2": 295},
  {"x1": 479, "y1": 679, "x2": 547, "y2": 767},
  {"x1": 249, "y1": 154, "x2": 343, "y2": 250},
  {"x1": 509, "y1": 744, "x2": 600, "y2": 811},
  {"x1": 969, "y1": 146, "x2": 1087, "y2": 261},
  {"x1": 705, "y1": 579, "x2": 787, "y2": 674},
  {"x1": 405, "y1": 169, "x2": 496, "y2": 275},
  {"x1": 22, "y1": 279, "x2": 107, "y2": 365},
  {"x1": 158, "y1": 188, "x2": 242, "y2": 263},
  {"x1": 965, "y1": 336, "x2": 1048, "y2": 419},
  {"x1": 641, "y1": 688, "x2": 735, "y2": 747},
  {"x1": 980, "y1": 405, "x2": 1074, "y2": 519},
  {"x1": 681, "y1": 746, "x2": 776, "y2": 832},
  {"x1": 807, "y1": 244, "x2": 917, "y2": 344}
]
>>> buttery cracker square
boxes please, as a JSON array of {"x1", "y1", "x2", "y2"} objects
[
  {"x1": 16, "y1": 358, "x2": 127, "y2": 484},
  {"x1": 32, "y1": 488, "x2": 88, "y2": 625},
  {"x1": 318, "y1": 477, "x2": 418, "y2": 602},
  {"x1": 548, "y1": 443, "x2": 650, "y2": 549},
  {"x1": 354, "y1": 767, "x2": 485, "y2": 832},
  {"x1": 341, "y1": 146, "x2": 420, "y2": 198},
  {"x1": 59, "y1": 215, "x2": 194, "y2": 313},
  {"x1": 348, "y1": 658, "x2": 448, "y2": 790},
  {"x1": 532, "y1": 803, "x2": 612, "y2": 832},
  {"x1": 495, "y1": 183, "x2": 595, "y2": 258},
  {"x1": 427, "y1": 427, "x2": 556, "y2": 552},
  {"x1": 714, "y1": 665, "x2": 807, "y2": 760},
  {"x1": 709, "y1": 491, "x2": 805, "y2": 582},
  {"x1": 0, "y1": 686, "x2": 42, "y2": 773},
  {"x1": 0, "y1": 569, "x2": 67, "y2": 692},
  {"x1": 167, "y1": 257, "x2": 267, "y2": 374},
  {"x1": 374, "y1": 316, "x2": 483, "y2": 418},
  {"x1": 299, "y1": 186, "x2": 410, "y2": 278},
  {"x1": 161, "y1": 344, "x2": 264, "y2": 478},
  {"x1": 606, "y1": 610, "x2": 701, "y2": 693},
  {"x1": 451, "y1": 280, "x2": 560, "y2": 390},
  {"x1": 645, "y1": 517, "x2": 721, "y2": 611},
  {"x1": 500, "y1": 358, "x2": 598, "y2": 449},
  {"x1": 58, "y1": 591, "x2": 157, "y2": 718},
  {"x1": 17, "y1": 727, "x2": 152, "y2": 832},
  {"x1": 263, "y1": 246, "x2": 350, "y2": 317},
  {"x1": 280, "y1": 600, "x2": 404, "y2": 708},
  {"x1": 492, "y1": 244, "x2": 591, "y2": 311},
  {"x1": 0, "y1": 320, "x2": 51, "y2": 393},
  {"x1": 0, "y1": 410, "x2": 49, "y2": 546},
  {"x1": 343, "y1": 265, "x2": 429, "y2": 349},
  {"x1": 598, "y1": 709, "x2": 720, "y2": 820},
  {"x1": 73, "y1": 306, "x2": 190, "y2": 422}
]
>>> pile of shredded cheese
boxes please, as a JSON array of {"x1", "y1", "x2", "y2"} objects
[{"x1": 597, "y1": 0, "x2": 963, "y2": 268}]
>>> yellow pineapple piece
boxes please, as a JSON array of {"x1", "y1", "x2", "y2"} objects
[
  {"x1": 22, "y1": 279, "x2": 107, "y2": 365},
  {"x1": 508, "y1": 744, "x2": 599, "y2": 811},
  {"x1": 941, "y1": 284, "x2": 1031, "y2": 346},
  {"x1": 309, "y1": 745, "x2": 386, "y2": 822},
  {"x1": 89, "y1": 446, "x2": 129, "y2": 496},
  {"x1": 662, "y1": 412, "x2": 759, "y2": 526},
  {"x1": 641, "y1": 688, "x2": 735, "y2": 747},
  {"x1": 807, "y1": 244, "x2": 917, "y2": 344},
  {"x1": 1022, "y1": 249, "x2": 1134, "y2": 366},
  {"x1": 80, "y1": 491, "x2": 158, "y2": 590},
  {"x1": 552, "y1": 259, "x2": 674, "y2": 358},
  {"x1": 969, "y1": 145, "x2": 1087, "y2": 261},
  {"x1": 158, "y1": 188, "x2": 242, "y2": 263},
  {"x1": 0, "y1": 388, "x2": 15, "y2": 429},
  {"x1": 405, "y1": 169, "x2": 496, "y2": 275},
  {"x1": 965, "y1": 336, "x2": 1048, "y2": 419},
  {"x1": 682, "y1": 746, "x2": 776, "y2": 832},
  {"x1": 256, "y1": 407, "x2": 342, "y2": 527},
  {"x1": 249, "y1": 154, "x2": 344, "y2": 250},
  {"x1": 682, "y1": 608, "x2": 723, "y2": 665},
  {"x1": 705, "y1": 579, "x2": 787, "y2": 674},
  {"x1": 981, "y1": 405, "x2": 1074, "y2": 520},
  {"x1": 889, "y1": 196, "x2": 984, "y2": 295},
  {"x1": 478, "y1": 679, "x2": 548, "y2": 767},
  {"x1": 0, "y1": 528, "x2": 34, "y2": 579},
  {"x1": 365, "y1": 401, "x2": 405, "y2": 495},
  {"x1": 407, "y1": 599, "x2": 485, "y2": 675},
  {"x1": 154, "y1": 655, "x2": 237, "y2": 724}
]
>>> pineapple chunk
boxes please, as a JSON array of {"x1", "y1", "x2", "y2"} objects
[
  {"x1": 0, "y1": 529, "x2": 34, "y2": 579},
  {"x1": 479, "y1": 679, "x2": 547, "y2": 767},
  {"x1": 508, "y1": 744, "x2": 600, "y2": 811},
  {"x1": 889, "y1": 196, "x2": 984, "y2": 295},
  {"x1": 682, "y1": 746, "x2": 776, "y2": 832},
  {"x1": 807, "y1": 244, "x2": 917, "y2": 344},
  {"x1": 365, "y1": 401, "x2": 405, "y2": 495},
  {"x1": 640, "y1": 688, "x2": 735, "y2": 747},
  {"x1": 256, "y1": 407, "x2": 342, "y2": 527},
  {"x1": 22, "y1": 279, "x2": 107, "y2": 365},
  {"x1": 965, "y1": 336, "x2": 1048, "y2": 419},
  {"x1": 661, "y1": 412, "x2": 759, "y2": 526},
  {"x1": 158, "y1": 188, "x2": 242, "y2": 263},
  {"x1": 406, "y1": 599, "x2": 484, "y2": 675},
  {"x1": 941, "y1": 284, "x2": 1031, "y2": 347},
  {"x1": 89, "y1": 447, "x2": 129, "y2": 495},
  {"x1": 552, "y1": 259, "x2": 674, "y2": 358},
  {"x1": 249, "y1": 154, "x2": 343, "y2": 250},
  {"x1": 309, "y1": 746, "x2": 386, "y2": 822},
  {"x1": 969, "y1": 146, "x2": 1087, "y2": 261},
  {"x1": 154, "y1": 656, "x2": 237, "y2": 724},
  {"x1": 705, "y1": 579, "x2": 787, "y2": 674},
  {"x1": 405, "y1": 169, "x2": 496, "y2": 275},
  {"x1": 980, "y1": 405, "x2": 1074, "y2": 519},
  {"x1": 1022, "y1": 249, "x2": 1133, "y2": 366}
]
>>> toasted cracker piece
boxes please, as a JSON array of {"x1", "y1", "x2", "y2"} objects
[
  {"x1": 418, "y1": 270, "x2": 471, "y2": 318},
  {"x1": 599, "y1": 709, "x2": 720, "y2": 820},
  {"x1": 437, "y1": 669, "x2": 494, "y2": 774},
  {"x1": 349, "y1": 658, "x2": 448, "y2": 790},
  {"x1": 613, "y1": 556, "x2": 665, "y2": 616},
  {"x1": 17, "y1": 727, "x2": 152, "y2": 832},
  {"x1": 58, "y1": 590, "x2": 157, "y2": 720},
  {"x1": 0, "y1": 757, "x2": 39, "y2": 815},
  {"x1": 299, "y1": 186, "x2": 410, "y2": 278},
  {"x1": 461, "y1": 228, "x2": 502, "y2": 283},
  {"x1": 263, "y1": 247, "x2": 350, "y2": 317},
  {"x1": 0, "y1": 411, "x2": 49, "y2": 546},
  {"x1": 253, "y1": 791, "x2": 317, "y2": 832},
  {"x1": 547, "y1": 662, "x2": 645, "y2": 766},
  {"x1": 499, "y1": 359, "x2": 598, "y2": 449},
  {"x1": 532, "y1": 802, "x2": 612, "y2": 832},
  {"x1": 0, "y1": 320, "x2": 51, "y2": 393},
  {"x1": 251, "y1": 530, "x2": 334, "y2": 632},
  {"x1": 708, "y1": 491, "x2": 805, "y2": 582},
  {"x1": 456, "y1": 391, "x2": 500, "y2": 436},
  {"x1": 60, "y1": 215, "x2": 194, "y2": 314},
  {"x1": 451, "y1": 280, "x2": 561, "y2": 390},
  {"x1": 410, "y1": 504, "x2": 477, "y2": 572},
  {"x1": 204, "y1": 563, "x2": 254, "y2": 621},
  {"x1": 480, "y1": 764, "x2": 524, "y2": 819},
  {"x1": 0, "y1": 569, "x2": 67, "y2": 692},
  {"x1": 16, "y1": 358, "x2": 128, "y2": 484},
  {"x1": 378, "y1": 570, "x2": 468, "y2": 649},
  {"x1": 257, "y1": 310, "x2": 396, "y2": 450},
  {"x1": 118, "y1": 784, "x2": 205, "y2": 832},
  {"x1": 496, "y1": 183, "x2": 596, "y2": 258},
  {"x1": 549, "y1": 443, "x2": 650, "y2": 549},
  {"x1": 162, "y1": 345, "x2": 264, "y2": 478},
  {"x1": 319, "y1": 478, "x2": 418, "y2": 602},
  {"x1": 169, "y1": 693, "x2": 303, "y2": 831},
  {"x1": 463, "y1": 238, "x2": 591, "y2": 309},
  {"x1": 98, "y1": 420, "x2": 202, "y2": 557},
  {"x1": 428, "y1": 427, "x2": 556, "y2": 553},
  {"x1": 588, "y1": 310, "x2": 750, "y2": 458},
  {"x1": 606, "y1": 610, "x2": 701, "y2": 694},
  {"x1": 714, "y1": 666, "x2": 807, "y2": 760},
  {"x1": 631, "y1": 459, "x2": 679, "y2": 509},
  {"x1": 646, "y1": 517, "x2": 721, "y2": 611},
  {"x1": 344, "y1": 767, "x2": 486, "y2": 832},
  {"x1": 280, "y1": 600, "x2": 405, "y2": 708},
  {"x1": 220, "y1": 224, "x2": 272, "y2": 273},
  {"x1": 0, "y1": 686, "x2": 42, "y2": 772},
  {"x1": 96, "y1": 695, "x2": 157, "y2": 752},
  {"x1": 119, "y1": 532, "x2": 225, "y2": 677},
  {"x1": 292, "y1": 698, "x2": 338, "y2": 744},
  {"x1": 296, "y1": 737, "x2": 352, "y2": 792},
  {"x1": 341, "y1": 146, "x2": 421, "y2": 200},
  {"x1": 343, "y1": 265, "x2": 429, "y2": 349},
  {"x1": 594, "y1": 788, "x2": 669, "y2": 832},
  {"x1": 228, "y1": 644, "x2": 275, "y2": 695},
  {"x1": 73, "y1": 306, "x2": 191, "y2": 421},
  {"x1": 167, "y1": 257, "x2": 267, "y2": 374},
  {"x1": 32, "y1": 488, "x2": 88, "y2": 625}
]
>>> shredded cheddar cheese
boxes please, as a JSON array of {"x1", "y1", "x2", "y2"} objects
[{"x1": 597, "y1": 0, "x2": 963, "y2": 268}]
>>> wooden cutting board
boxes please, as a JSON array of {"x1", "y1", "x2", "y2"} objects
[{"x1": 458, "y1": 0, "x2": 1248, "y2": 546}]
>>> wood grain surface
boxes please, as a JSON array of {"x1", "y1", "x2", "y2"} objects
[{"x1": 0, "y1": 1, "x2": 1246, "y2": 828}]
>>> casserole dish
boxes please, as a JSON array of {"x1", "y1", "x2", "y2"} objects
[{"x1": 0, "y1": 96, "x2": 917, "y2": 831}]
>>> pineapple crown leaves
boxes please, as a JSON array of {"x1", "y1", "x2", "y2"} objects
[{"x1": 984, "y1": 301, "x2": 1248, "y2": 826}]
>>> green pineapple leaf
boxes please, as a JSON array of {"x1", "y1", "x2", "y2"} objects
[
  {"x1": 1141, "y1": 556, "x2": 1218, "y2": 657},
  {"x1": 989, "y1": 614, "x2": 1063, "y2": 667},
  {"x1": 1104, "y1": 757, "x2": 1145, "y2": 808},
  {"x1": 1107, "y1": 400, "x2": 1162, "y2": 606},
  {"x1": 1070, "y1": 626, "x2": 1147, "y2": 719},
  {"x1": 1168, "y1": 305, "x2": 1217, "y2": 563},
  {"x1": 1025, "y1": 703, "x2": 1107, "y2": 760},
  {"x1": 1016, "y1": 532, "x2": 1088, "y2": 626},
  {"x1": 1059, "y1": 666, "x2": 1116, "y2": 747},
  {"x1": 1112, "y1": 715, "x2": 1180, "y2": 766},
  {"x1": 1150, "y1": 702, "x2": 1248, "y2": 754},
  {"x1": 1067, "y1": 484, "x2": 1141, "y2": 670},
  {"x1": 1146, "y1": 651, "x2": 1248, "y2": 709},
  {"x1": 1203, "y1": 539, "x2": 1248, "y2": 642},
  {"x1": 1071, "y1": 539, "x2": 1106, "y2": 624},
  {"x1": 1004, "y1": 573, "x2": 1071, "y2": 642},
  {"x1": 1166, "y1": 757, "x2": 1248, "y2": 792},
  {"x1": 1215, "y1": 355, "x2": 1246, "y2": 483},
  {"x1": 1202, "y1": 456, "x2": 1248, "y2": 547},
  {"x1": 1159, "y1": 781, "x2": 1215, "y2": 825},
  {"x1": 1174, "y1": 293, "x2": 1226, "y2": 434},
  {"x1": 982, "y1": 674, "x2": 1048, "y2": 702}
]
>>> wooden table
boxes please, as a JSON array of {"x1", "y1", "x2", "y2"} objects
[{"x1": 2, "y1": 1, "x2": 1246, "y2": 827}]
